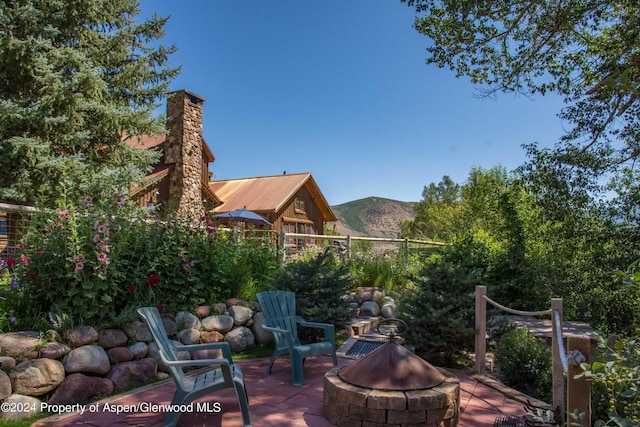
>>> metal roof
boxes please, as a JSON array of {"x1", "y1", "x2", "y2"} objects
[{"x1": 209, "y1": 172, "x2": 336, "y2": 222}]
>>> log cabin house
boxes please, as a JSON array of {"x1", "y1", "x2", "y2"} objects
[
  {"x1": 127, "y1": 89, "x2": 336, "y2": 242},
  {"x1": 209, "y1": 172, "x2": 336, "y2": 250}
]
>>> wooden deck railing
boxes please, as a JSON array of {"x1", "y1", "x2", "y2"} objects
[{"x1": 475, "y1": 285, "x2": 591, "y2": 424}]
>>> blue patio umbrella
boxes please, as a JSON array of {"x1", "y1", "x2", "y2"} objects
[{"x1": 214, "y1": 208, "x2": 272, "y2": 226}]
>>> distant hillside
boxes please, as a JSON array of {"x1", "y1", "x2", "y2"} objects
[{"x1": 329, "y1": 197, "x2": 416, "y2": 239}]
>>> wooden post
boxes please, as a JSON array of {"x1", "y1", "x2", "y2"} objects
[
  {"x1": 551, "y1": 298, "x2": 565, "y2": 422},
  {"x1": 475, "y1": 286, "x2": 487, "y2": 374},
  {"x1": 567, "y1": 336, "x2": 591, "y2": 426},
  {"x1": 346, "y1": 235, "x2": 352, "y2": 258},
  {"x1": 403, "y1": 239, "x2": 408, "y2": 264}
]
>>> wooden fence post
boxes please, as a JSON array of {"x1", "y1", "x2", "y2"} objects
[
  {"x1": 475, "y1": 286, "x2": 487, "y2": 374},
  {"x1": 403, "y1": 239, "x2": 408, "y2": 264},
  {"x1": 551, "y1": 298, "x2": 565, "y2": 422},
  {"x1": 567, "y1": 336, "x2": 591, "y2": 426}
]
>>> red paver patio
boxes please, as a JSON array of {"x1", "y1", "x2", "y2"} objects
[{"x1": 33, "y1": 355, "x2": 533, "y2": 427}]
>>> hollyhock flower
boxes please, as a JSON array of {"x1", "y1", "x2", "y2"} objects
[
  {"x1": 83, "y1": 196, "x2": 92, "y2": 208},
  {"x1": 128, "y1": 285, "x2": 135, "y2": 293},
  {"x1": 18, "y1": 243, "x2": 24, "y2": 249},
  {"x1": 20, "y1": 256, "x2": 28, "y2": 264},
  {"x1": 36, "y1": 248, "x2": 43, "y2": 255},
  {"x1": 157, "y1": 305, "x2": 164, "y2": 313},
  {"x1": 6, "y1": 258, "x2": 15, "y2": 266},
  {"x1": 59, "y1": 210, "x2": 70, "y2": 219},
  {"x1": 74, "y1": 262, "x2": 84, "y2": 273},
  {"x1": 93, "y1": 234, "x2": 100, "y2": 243},
  {"x1": 97, "y1": 225, "x2": 106, "y2": 233},
  {"x1": 97, "y1": 253, "x2": 108, "y2": 262},
  {"x1": 94, "y1": 220, "x2": 101, "y2": 230},
  {"x1": 147, "y1": 274, "x2": 160, "y2": 288},
  {"x1": 117, "y1": 195, "x2": 125, "y2": 206}
]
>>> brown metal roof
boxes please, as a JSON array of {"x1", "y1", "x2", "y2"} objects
[{"x1": 209, "y1": 173, "x2": 336, "y2": 222}]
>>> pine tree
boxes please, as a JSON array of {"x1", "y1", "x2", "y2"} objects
[{"x1": 0, "y1": 0, "x2": 179, "y2": 204}]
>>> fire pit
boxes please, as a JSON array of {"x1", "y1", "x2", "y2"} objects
[{"x1": 324, "y1": 319, "x2": 460, "y2": 427}]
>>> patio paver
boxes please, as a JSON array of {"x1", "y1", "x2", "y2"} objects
[{"x1": 33, "y1": 356, "x2": 533, "y2": 427}]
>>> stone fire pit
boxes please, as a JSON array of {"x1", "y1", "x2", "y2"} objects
[{"x1": 324, "y1": 320, "x2": 460, "y2": 427}]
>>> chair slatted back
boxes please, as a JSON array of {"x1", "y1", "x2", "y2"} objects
[
  {"x1": 257, "y1": 291, "x2": 301, "y2": 346},
  {"x1": 137, "y1": 307, "x2": 187, "y2": 385}
]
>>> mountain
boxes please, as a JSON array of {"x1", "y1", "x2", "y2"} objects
[{"x1": 329, "y1": 197, "x2": 416, "y2": 239}]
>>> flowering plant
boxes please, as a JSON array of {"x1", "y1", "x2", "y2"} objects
[{"x1": 7, "y1": 195, "x2": 278, "y2": 327}]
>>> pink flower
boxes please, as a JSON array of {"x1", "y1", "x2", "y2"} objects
[
  {"x1": 83, "y1": 196, "x2": 92, "y2": 208},
  {"x1": 19, "y1": 256, "x2": 28, "y2": 264},
  {"x1": 74, "y1": 262, "x2": 84, "y2": 273},
  {"x1": 97, "y1": 253, "x2": 108, "y2": 262},
  {"x1": 117, "y1": 196, "x2": 125, "y2": 206},
  {"x1": 127, "y1": 285, "x2": 135, "y2": 293},
  {"x1": 93, "y1": 234, "x2": 100, "y2": 243},
  {"x1": 6, "y1": 258, "x2": 15, "y2": 266},
  {"x1": 97, "y1": 225, "x2": 106, "y2": 233},
  {"x1": 157, "y1": 305, "x2": 164, "y2": 313},
  {"x1": 18, "y1": 243, "x2": 24, "y2": 249},
  {"x1": 36, "y1": 248, "x2": 43, "y2": 255},
  {"x1": 59, "y1": 210, "x2": 70, "y2": 219}
]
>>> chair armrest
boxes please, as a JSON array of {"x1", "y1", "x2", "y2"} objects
[
  {"x1": 164, "y1": 357, "x2": 231, "y2": 368},
  {"x1": 296, "y1": 317, "x2": 335, "y2": 342},
  {"x1": 172, "y1": 341, "x2": 233, "y2": 363}
]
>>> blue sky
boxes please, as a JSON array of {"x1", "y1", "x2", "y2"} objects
[{"x1": 139, "y1": 1, "x2": 566, "y2": 206}]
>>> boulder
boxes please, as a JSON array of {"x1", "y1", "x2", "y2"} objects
[
  {"x1": 381, "y1": 303, "x2": 397, "y2": 318},
  {"x1": 175, "y1": 311, "x2": 201, "y2": 330},
  {"x1": 195, "y1": 305, "x2": 211, "y2": 318},
  {"x1": 97, "y1": 328, "x2": 129, "y2": 349},
  {"x1": 122, "y1": 320, "x2": 152, "y2": 343},
  {"x1": 250, "y1": 312, "x2": 274, "y2": 346},
  {"x1": 201, "y1": 315, "x2": 234, "y2": 333},
  {"x1": 9, "y1": 358, "x2": 65, "y2": 396},
  {"x1": 229, "y1": 305, "x2": 254, "y2": 326},
  {"x1": 49, "y1": 373, "x2": 114, "y2": 405},
  {"x1": 210, "y1": 302, "x2": 227, "y2": 315},
  {"x1": 107, "y1": 358, "x2": 157, "y2": 392},
  {"x1": 0, "y1": 370, "x2": 11, "y2": 400},
  {"x1": 225, "y1": 327, "x2": 255, "y2": 353},
  {"x1": 39, "y1": 342, "x2": 69, "y2": 359},
  {"x1": 0, "y1": 356, "x2": 16, "y2": 371},
  {"x1": 0, "y1": 394, "x2": 41, "y2": 420},
  {"x1": 107, "y1": 347, "x2": 134, "y2": 364},
  {"x1": 65, "y1": 325, "x2": 98, "y2": 347},
  {"x1": 162, "y1": 318, "x2": 178, "y2": 337},
  {"x1": 177, "y1": 328, "x2": 201, "y2": 345},
  {"x1": 0, "y1": 331, "x2": 40, "y2": 358},
  {"x1": 127, "y1": 342, "x2": 148, "y2": 360},
  {"x1": 360, "y1": 301, "x2": 381, "y2": 317},
  {"x1": 63, "y1": 345, "x2": 110, "y2": 375},
  {"x1": 200, "y1": 331, "x2": 224, "y2": 343}
]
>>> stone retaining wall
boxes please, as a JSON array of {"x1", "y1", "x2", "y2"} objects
[
  {"x1": 0, "y1": 299, "x2": 271, "y2": 421},
  {"x1": 0, "y1": 289, "x2": 396, "y2": 421}
]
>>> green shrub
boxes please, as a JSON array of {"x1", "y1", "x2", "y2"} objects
[
  {"x1": 347, "y1": 252, "x2": 412, "y2": 294},
  {"x1": 268, "y1": 249, "x2": 355, "y2": 341},
  {"x1": 578, "y1": 335, "x2": 640, "y2": 426},
  {"x1": 494, "y1": 327, "x2": 552, "y2": 403},
  {"x1": 396, "y1": 239, "x2": 481, "y2": 366}
]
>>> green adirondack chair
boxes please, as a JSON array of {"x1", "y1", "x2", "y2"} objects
[
  {"x1": 257, "y1": 291, "x2": 338, "y2": 386},
  {"x1": 137, "y1": 307, "x2": 251, "y2": 427}
]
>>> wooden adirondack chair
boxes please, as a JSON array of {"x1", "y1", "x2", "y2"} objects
[
  {"x1": 257, "y1": 291, "x2": 338, "y2": 386},
  {"x1": 137, "y1": 307, "x2": 251, "y2": 427}
]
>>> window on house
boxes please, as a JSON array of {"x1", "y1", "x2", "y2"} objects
[{"x1": 294, "y1": 198, "x2": 306, "y2": 213}]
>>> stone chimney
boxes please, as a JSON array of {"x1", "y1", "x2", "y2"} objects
[{"x1": 165, "y1": 89, "x2": 206, "y2": 220}]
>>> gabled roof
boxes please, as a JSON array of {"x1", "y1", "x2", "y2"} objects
[
  {"x1": 209, "y1": 172, "x2": 336, "y2": 222},
  {"x1": 123, "y1": 134, "x2": 215, "y2": 163}
]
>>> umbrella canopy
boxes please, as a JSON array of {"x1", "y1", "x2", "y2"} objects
[{"x1": 214, "y1": 208, "x2": 272, "y2": 226}]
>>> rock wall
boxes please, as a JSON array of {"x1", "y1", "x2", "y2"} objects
[{"x1": 0, "y1": 299, "x2": 271, "y2": 421}]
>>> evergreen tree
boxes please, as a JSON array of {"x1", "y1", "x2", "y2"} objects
[{"x1": 0, "y1": 0, "x2": 179, "y2": 204}]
